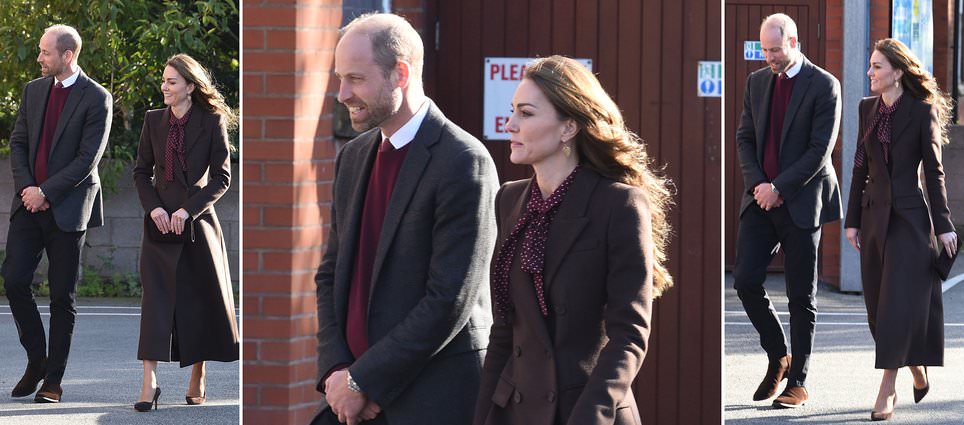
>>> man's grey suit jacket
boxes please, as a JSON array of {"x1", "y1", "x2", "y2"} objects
[
  {"x1": 8, "y1": 70, "x2": 112, "y2": 232},
  {"x1": 315, "y1": 101, "x2": 499, "y2": 424},
  {"x1": 735, "y1": 55, "x2": 843, "y2": 228}
]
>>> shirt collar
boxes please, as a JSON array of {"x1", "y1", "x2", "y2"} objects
[
  {"x1": 381, "y1": 98, "x2": 431, "y2": 149},
  {"x1": 783, "y1": 56, "x2": 803, "y2": 79},
  {"x1": 55, "y1": 67, "x2": 81, "y2": 88}
]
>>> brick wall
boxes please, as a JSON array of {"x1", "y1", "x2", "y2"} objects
[
  {"x1": 242, "y1": 0, "x2": 343, "y2": 423},
  {"x1": 0, "y1": 159, "x2": 239, "y2": 286}
]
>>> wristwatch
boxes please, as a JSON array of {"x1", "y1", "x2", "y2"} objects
[
  {"x1": 346, "y1": 371, "x2": 362, "y2": 393},
  {"x1": 37, "y1": 186, "x2": 46, "y2": 199},
  {"x1": 770, "y1": 183, "x2": 780, "y2": 195}
]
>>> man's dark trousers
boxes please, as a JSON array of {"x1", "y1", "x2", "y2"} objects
[
  {"x1": 2, "y1": 208, "x2": 85, "y2": 384},
  {"x1": 733, "y1": 202, "x2": 821, "y2": 387}
]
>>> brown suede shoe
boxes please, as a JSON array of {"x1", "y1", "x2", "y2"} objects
[
  {"x1": 34, "y1": 381, "x2": 62, "y2": 403},
  {"x1": 752, "y1": 354, "x2": 791, "y2": 401},
  {"x1": 11, "y1": 359, "x2": 46, "y2": 398},
  {"x1": 772, "y1": 385, "x2": 808, "y2": 408}
]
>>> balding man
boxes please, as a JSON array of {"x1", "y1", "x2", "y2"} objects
[
  {"x1": 733, "y1": 13, "x2": 842, "y2": 408},
  {"x1": 3, "y1": 24, "x2": 112, "y2": 403},
  {"x1": 313, "y1": 12, "x2": 499, "y2": 425}
]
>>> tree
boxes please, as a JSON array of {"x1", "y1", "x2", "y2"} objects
[{"x1": 0, "y1": 0, "x2": 239, "y2": 191}]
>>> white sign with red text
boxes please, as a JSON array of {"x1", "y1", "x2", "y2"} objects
[{"x1": 483, "y1": 57, "x2": 593, "y2": 140}]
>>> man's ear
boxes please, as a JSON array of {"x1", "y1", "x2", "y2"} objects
[{"x1": 395, "y1": 60, "x2": 411, "y2": 89}]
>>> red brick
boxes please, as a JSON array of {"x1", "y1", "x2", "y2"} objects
[
  {"x1": 260, "y1": 385, "x2": 297, "y2": 406},
  {"x1": 241, "y1": 409, "x2": 293, "y2": 425},
  {"x1": 242, "y1": 383, "x2": 259, "y2": 406},
  {"x1": 243, "y1": 341, "x2": 259, "y2": 362},
  {"x1": 242, "y1": 163, "x2": 263, "y2": 183},
  {"x1": 266, "y1": 29, "x2": 297, "y2": 50},
  {"x1": 264, "y1": 205, "x2": 326, "y2": 227},
  {"x1": 242, "y1": 118, "x2": 264, "y2": 139},
  {"x1": 243, "y1": 74, "x2": 264, "y2": 95},
  {"x1": 243, "y1": 7, "x2": 298, "y2": 27},
  {"x1": 245, "y1": 51, "x2": 299, "y2": 72},
  {"x1": 265, "y1": 119, "x2": 295, "y2": 138},
  {"x1": 261, "y1": 292, "x2": 318, "y2": 316},
  {"x1": 262, "y1": 250, "x2": 321, "y2": 272},
  {"x1": 245, "y1": 139, "x2": 336, "y2": 162},
  {"x1": 243, "y1": 206, "x2": 261, "y2": 226},
  {"x1": 243, "y1": 295, "x2": 262, "y2": 316},
  {"x1": 263, "y1": 161, "x2": 332, "y2": 184},
  {"x1": 241, "y1": 272, "x2": 317, "y2": 294},
  {"x1": 244, "y1": 97, "x2": 297, "y2": 117},
  {"x1": 243, "y1": 251, "x2": 259, "y2": 271},
  {"x1": 243, "y1": 29, "x2": 266, "y2": 50},
  {"x1": 244, "y1": 228, "x2": 322, "y2": 249},
  {"x1": 245, "y1": 363, "x2": 295, "y2": 385},
  {"x1": 266, "y1": 75, "x2": 296, "y2": 93}
]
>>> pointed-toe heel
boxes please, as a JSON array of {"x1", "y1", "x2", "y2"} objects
[
  {"x1": 913, "y1": 366, "x2": 929, "y2": 404},
  {"x1": 134, "y1": 387, "x2": 161, "y2": 412}
]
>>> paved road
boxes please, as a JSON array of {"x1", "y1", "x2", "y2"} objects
[
  {"x1": 0, "y1": 298, "x2": 239, "y2": 424},
  {"x1": 725, "y1": 262, "x2": 964, "y2": 424}
]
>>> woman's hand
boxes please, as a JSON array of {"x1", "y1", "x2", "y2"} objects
[
  {"x1": 938, "y1": 232, "x2": 959, "y2": 257},
  {"x1": 845, "y1": 228, "x2": 861, "y2": 252},
  {"x1": 150, "y1": 208, "x2": 171, "y2": 234},
  {"x1": 171, "y1": 208, "x2": 190, "y2": 235}
]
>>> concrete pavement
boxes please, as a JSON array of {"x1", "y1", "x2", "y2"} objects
[
  {"x1": 725, "y1": 260, "x2": 964, "y2": 424},
  {"x1": 0, "y1": 298, "x2": 239, "y2": 424}
]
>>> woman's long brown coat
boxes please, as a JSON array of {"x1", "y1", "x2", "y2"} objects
[
  {"x1": 845, "y1": 95, "x2": 953, "y2": 368},
  {"x1": 133, "y1": 107, "x2": 239, "y2": 366},
  {"x1": 474, "y1": 169, "x2": 654, "y2": 425}
]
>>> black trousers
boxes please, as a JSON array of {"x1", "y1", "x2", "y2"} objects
[
  {"x1": 733, "y1": 203, "x2": 821, "y2": 387},
  {"x1": 1, "y1": 208, "x2": 85, "y2": 385}
]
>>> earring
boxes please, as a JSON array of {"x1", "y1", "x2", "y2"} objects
[
  {"x1": 563, "y1": 143, "x2": 572, "y2": 158},
  {"x1": 895, "y1": 80, "x2": 900, "y2": 89}
]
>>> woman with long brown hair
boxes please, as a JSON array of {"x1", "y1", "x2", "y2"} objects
[
  {"x1": 473, "y1": 55, "x2": 672, "y2": 425},
  {"x1": 844, "y1": 38, "x2": 957, "y2": 420},
  {"x1": 132, "y1": 53, "x2": 239, "y2": 411}
]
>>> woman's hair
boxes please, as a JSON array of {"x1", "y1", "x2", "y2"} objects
[
  {"x1": 523, "y1": 55, "x2": 674, "y2": 296},
  {"x1": 165, "y1": 54, "x2": 238, "y2": 131},
  {"x1": 874, "y1": 38, "x2": 953, "y2": 144}
]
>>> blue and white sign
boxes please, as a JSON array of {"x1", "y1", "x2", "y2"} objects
[
  {"x1": 697, "y1": 61, "x2": 722, "y2": 98},
  {"x1": 744, "y1": 41, "x2": 765, "y2": 61},
  {"x1": 892, "y1": 0, "x2": 933, "y2": 74}
]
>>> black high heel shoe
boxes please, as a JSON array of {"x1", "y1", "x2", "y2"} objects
[
  {"x1": 914, "y1": 366, "x2": 929, "y2": 404},
  {"x1": 135, "y1": 387, "x2": 161, "y2": 412}
]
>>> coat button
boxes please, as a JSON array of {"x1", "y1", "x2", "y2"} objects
[
  {"x1": 554, "y1": 305, "x2": 567, "y2": 315},
  {"x1": 515, "y1": 346, "x2": 522, "y2": 357},
  {"x1": 547, "y1": 391, "x2": 556, "y2": 403},
  {"x1": 513, "y1": 391, "x2": 523, "y2": 404}
]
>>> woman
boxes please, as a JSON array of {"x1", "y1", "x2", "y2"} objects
[
  {"x1": 132, "y1": 54, "x2": 240, "y2": 411},
  {"x1": 844, "y1": 39, "x2": 958, "y2": 420},
  {"x1": 473, "y1": 56, "x2": 673, "y2": 425}
]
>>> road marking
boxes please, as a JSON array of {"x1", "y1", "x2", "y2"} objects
[
  {"x1": 725, "y1": 310, "x2": 866, "y2": 316},
  {"x1": 727, "y1": 321, "x2": 964, "y2": 327},
  {"x1": 0, "y1": 305, "x2": 140, "y2": 309},
  {"x1": 943, "y1": 273, "x2": 964, "y2": 293}
]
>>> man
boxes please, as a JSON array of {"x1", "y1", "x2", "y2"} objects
[
  {"x1": 313, "y1": 13, "x2": 498, "y2": 425},
  {"x1": 734, "y1": 13, "x2": 842, "y2": 408},
  {"x1": 3, "y1": 24, "x2": 112, "y2": 403}
]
